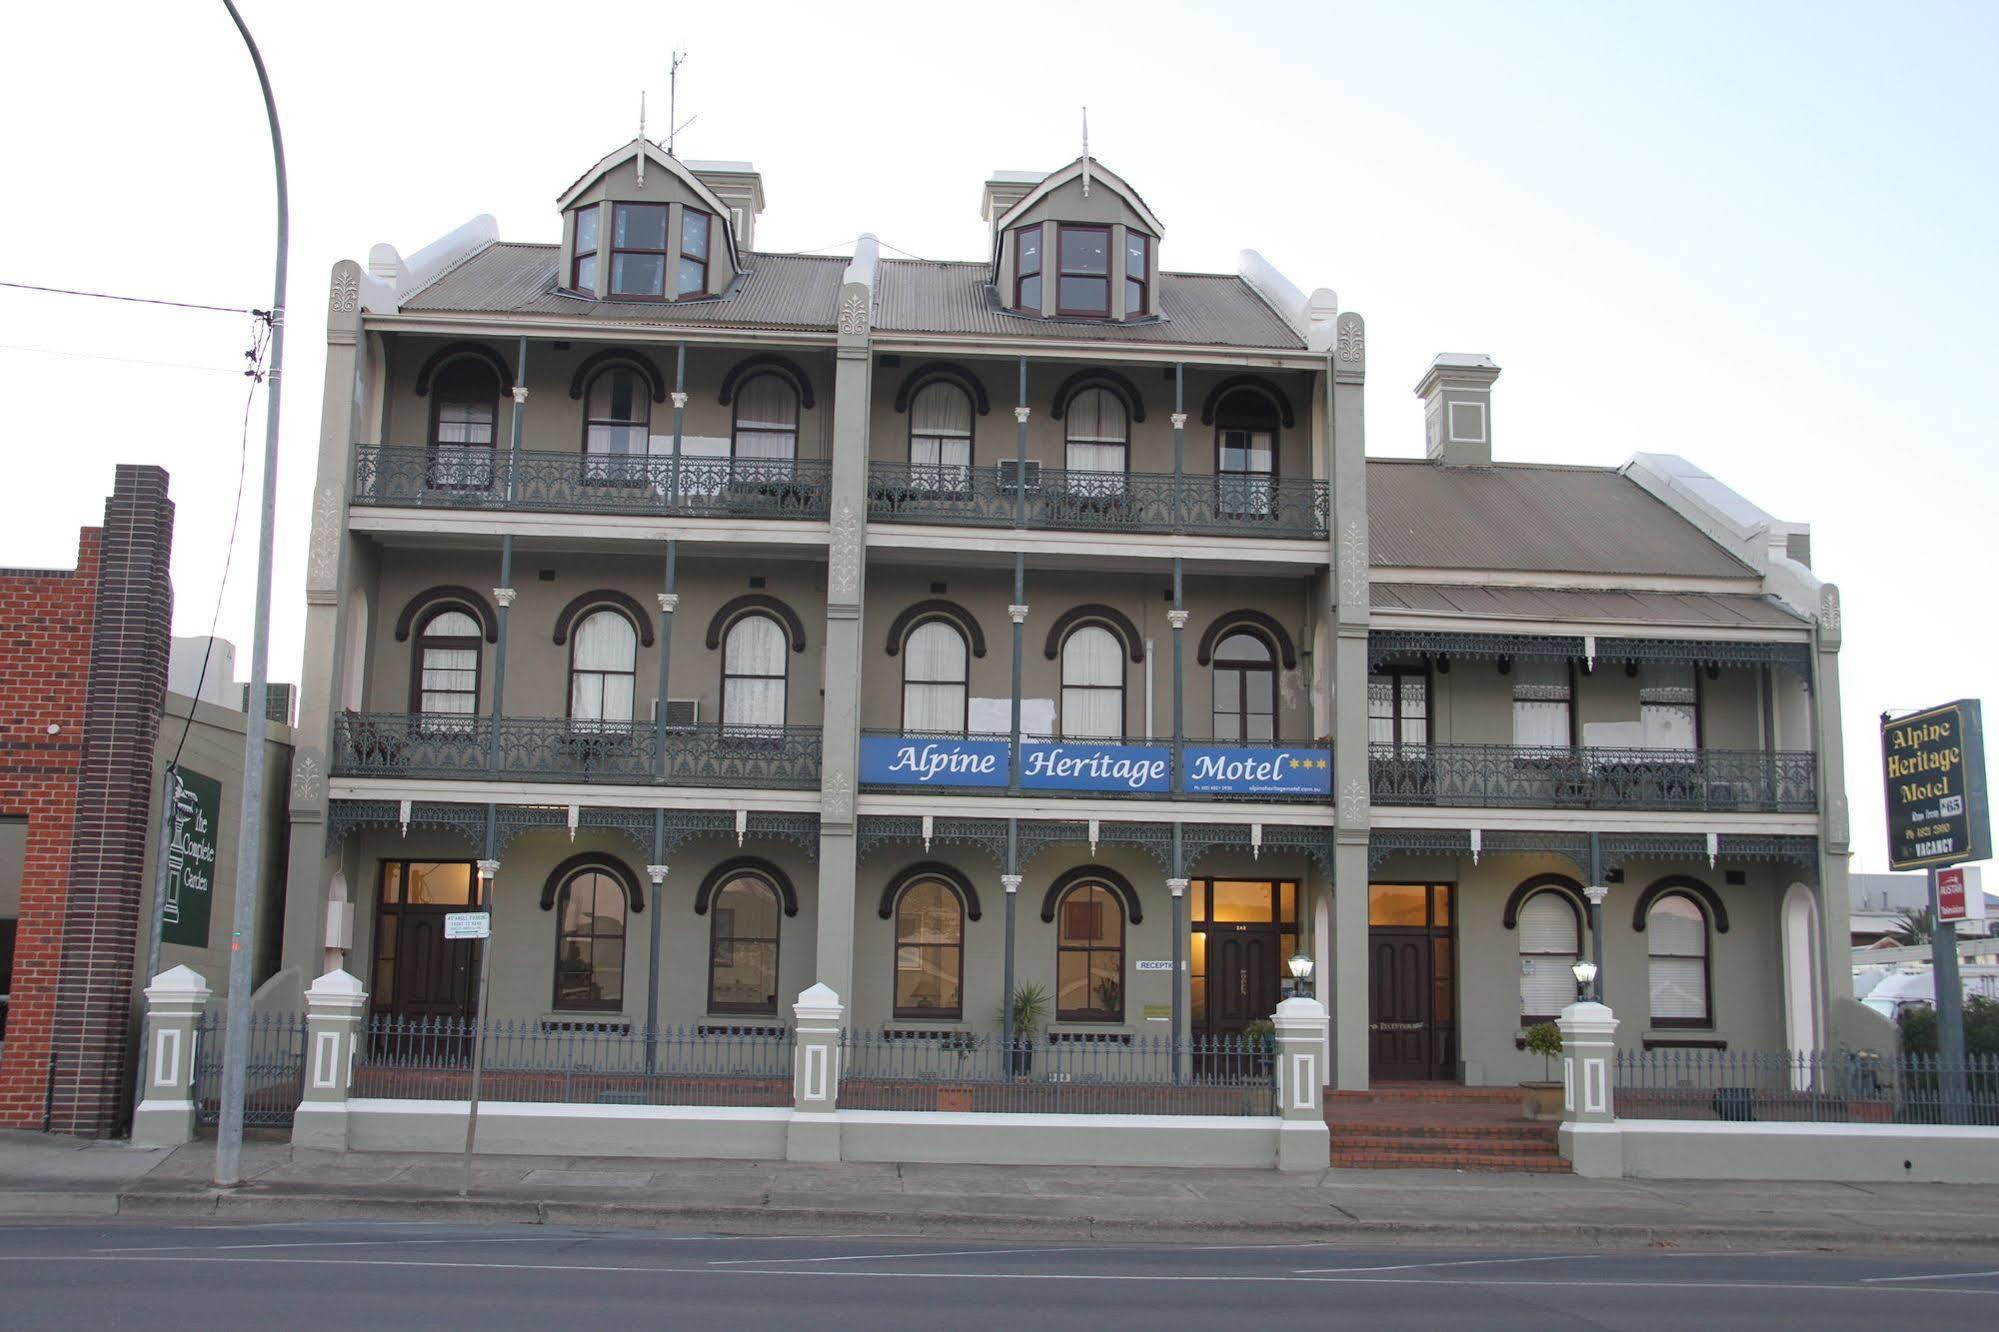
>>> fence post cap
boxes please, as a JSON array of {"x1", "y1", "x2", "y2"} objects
[
  {"x1": 305, "y1": 967, "x2": 369, "y2": 1005},
  {"x1": 145, "y1": 964, "x2": 212, "y2": 1001},
  {"x1": 1557, "y1": 1000, "x2": 1618, "y2": 1036},
  {"x1": 1272, "y1": 996, "x2": 1328, "y2": 1027},
  {"x1": 793, "y1": 982, "x2": 843, "y2": 1021}
]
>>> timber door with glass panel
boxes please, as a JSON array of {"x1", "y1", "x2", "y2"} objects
[
  {"x1": 1367, "y1": 883, "x2": 1456, "y2": 1082},
  {"x1": 370, "y1": 861, "x2": 484, "y2": 1023},
  {"x1": 1189, "y1": 880, "x2": 1299, "y2": 1037}
]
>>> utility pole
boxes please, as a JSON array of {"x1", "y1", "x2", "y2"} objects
[{"x1": 213, "y1": 0, "x2": 287, "y2": 1188}]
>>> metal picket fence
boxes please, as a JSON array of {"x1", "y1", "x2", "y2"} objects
[
  {"x1": 192, "y1": 1011, "x2": 308, "y2": 1129},
  {"x1": 352, "y1": 1015, "x2": 794, "y2": 1108},
  {"x1": 838, "y1": 1029, "x2": 1276, "y2": 1116},
  {"x1": 1613, "y1": 1047, "x2": 1999, "y2": 1124}
]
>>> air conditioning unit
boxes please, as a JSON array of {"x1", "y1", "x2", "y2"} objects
[
  {"x1": 652, "y1": 698, "x2": 700, "y2": 730},
  {"x1": 996, "y1": 458, "x2": 1042, "y2": 493}
]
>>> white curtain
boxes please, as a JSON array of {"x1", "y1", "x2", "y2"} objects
[
  {"x1": 1640, "y1": 662, "x2": 1698, "y2": 754},
  {"x1": 585, "y1": 368, "x2": 649, "y2": 457},
  {"x1": 1511, "y1": 657, "x2": 1571, "y2": 748},
  {"x1": 1519, "y1": 892, "x2": 1580, "y2": 1018},
  {"x1": 1065, "y1": 387, "x2": 1128, "y2": 479},
  {"x1": 733, "y1": 374, "x2": 798, "y2": 461},
  {"x1": 1647, "y1": 895, "x2": 1709, "y2": 1021},
  {"x1": 724, "y1": 614, "x2": 788, "y2": 733},
  {"x1": 1061, "y1": 625, "x2": 1123, "y2": 739},
  {"x1": 910, "y1": 382, "x2": 972, "y2": 486},
  {"x1": 902, "y1": 620, "x2": 968, "y2": 732},
  {"x1": 419, "y1": 610, "x2": 481, "y2": 718},
  {"x1": 570, "y1": 610, "x2": 637, "y2": 724}
]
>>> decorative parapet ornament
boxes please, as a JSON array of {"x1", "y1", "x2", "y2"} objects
[
  {"x1": 838, "y1": 290, "x2": 869, "y2": 336},
  {"x1": 1335, "y1": 312, "x2": 1365, "y2": 367},
  {"x1": 289, "y1": 749, "x2": 324, "y2": 807},
  {"x1": 328, "y1": 262, "x2": 360, "y2": 316}
]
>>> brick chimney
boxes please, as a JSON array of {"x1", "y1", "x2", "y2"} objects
[{"x1": 1415, "y1": 353, "x2": 1500, "y2": 466}]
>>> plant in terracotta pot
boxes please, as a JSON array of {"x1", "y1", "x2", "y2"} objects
[
  {"x1": 1520, "y1": 1021, "x2": 1565, "y2": 1121},
  {"x1": 1001, "y1": 982, "x2": 1052, "y2": 1078}
]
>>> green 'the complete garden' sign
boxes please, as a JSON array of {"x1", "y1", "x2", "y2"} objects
[{"x1": 160, "y1": 765, "x2": 221, "y2": 948}]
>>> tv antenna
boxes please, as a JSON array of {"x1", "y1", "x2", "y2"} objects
[{"x1": 667, "y1": 47, "x2": 698, "y2": 156}]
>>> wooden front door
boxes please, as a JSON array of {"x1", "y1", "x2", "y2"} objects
[
  {"x1": 1210, "y1": 929, "x2": 1278, "y2": 1034},
  {"x1": 370, "y1": 861, "x2": 483, "y2": 1024},
  {"x1": 1367, "y1": 883, "x2": 1456, "y2": 1081},
  {"x1": 1190, "y1": 879, "x2": 1300, "y2": 1039}
]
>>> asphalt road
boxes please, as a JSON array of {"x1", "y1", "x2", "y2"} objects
[{"x1": 1, "y1": 1220, "x2": 1995, "y2": 1329}]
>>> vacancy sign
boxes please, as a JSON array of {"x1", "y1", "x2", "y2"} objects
[{"x1": 1938, "y1": 867, "x2": 1988, "y2": 925}]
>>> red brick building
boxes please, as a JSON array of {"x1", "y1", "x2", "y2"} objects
[{"x1": 0, "y1": 466, "x2": 174, "y2": 1136}]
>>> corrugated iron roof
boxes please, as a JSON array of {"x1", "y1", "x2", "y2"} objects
[
  {"x1": 1366, "y1": 460, "x2": 1754, "y2": 579},
  {"x1": 398, "y1": 243, "x2": 848, "y2": 330},
  {"x1": 874, "y1": 260, "x2": 1305, "y2": 349},
  {"x1": 1371, "y1": 582, "x2": 1806, "y2": 629}
]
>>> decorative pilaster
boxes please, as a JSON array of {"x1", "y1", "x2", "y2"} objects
[
  {"x1": 787, "y1": 983, "x2": 844, "y2": 1162},
  {"x1": 1326, "y1": 313, "x2": 1372, "y2": 1092},
  {"x1": 292, "y1": 968, "x2": 368, "y2": 1150},
  {"x1": 1272, "y1": 996, "x2": 1331, "y2": 1171},
  {"x1": 130, "y1": 965, "x2": 211, "y2": 1148}
]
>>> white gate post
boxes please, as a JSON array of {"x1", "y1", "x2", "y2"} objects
[
  {"x1": 1557, "y1": 999, "x2": 1624, "y2": 1177},
  {"x1": 1273, "y1": 996, "x2": 1331, "y2": 1171},
  {"x1": 292, "y1": 968, "x2": 367, "y2": 1149},
  {"x1": 787, "y1": 983, "x2": 844, "y2": 1162},
  {"x1": 131, "y1": 966, "x2": 212, "y2": 1147}
]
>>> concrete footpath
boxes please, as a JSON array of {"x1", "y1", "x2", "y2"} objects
[{"x1": 4, "y1": 1129, "x2": 1998, "y2": 1254}]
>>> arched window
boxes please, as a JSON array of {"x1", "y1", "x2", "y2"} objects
[
  {"x1": 1056, "y1": 882, "x2": 1125, "y2": 1022},
  {"x1": 1064, "y1": 386, "x2": 1129, "y2": 488},
  {"x1": 908, "y1": 380, "x2": 973, "y2": 491},
  {"x1": 732, "y1": 372, "x2": 798, "y2": 462},
  {"x1": 553, "y1": 865, "x2": 627, "y2": 1011},
  {"x1": 1518, "y1": 890, "x2": 1582, "y2": 1023},
  {"x1": 708, "y1": 872, "x2": 781, "y2": 1014},
  {"x1": 1211, "y1": 631, "x2": 1274, "y2": 741},
  {"x1": 1214, "y1": 386, "x2": 1279, "y2": 517},
  {"x1": 893, "y1": 878, "x2": 965, "y2": 1019},
  {"x1": 568, "y1": 608, "x2": 638, "y2": 730},
  {"x1": 1647, "y1": 893, "x2": 1712, "y2": 1027},
  {"x1": 583, "y1": 365, "x2": 651, "y2": 479},
  {"x1": 1060, "y1": 623, "x2": 1124, "y2": 739},
  {"x1": 722, "y1": 613, "x2": 788, "y2": 737},
  {"x1": 902, "y1": 619, "x2": 968, "y2": 733},
  {"x1": 428, "y1": 358, "x2": 498, "y2": 490},
  {"x1": 412, "y1": 607, "x2": 482, "y2": 727}
]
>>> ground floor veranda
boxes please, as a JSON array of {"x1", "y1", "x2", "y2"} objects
[{"x1": 264, "y1": 802, "x2": 1844, "y2": 1093}]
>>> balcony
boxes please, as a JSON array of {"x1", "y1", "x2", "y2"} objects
[
  {"x1": 1368, "y1": 743, "x2": 1817, "y2": 814},
  {"x1": 333, "y1": 713, "x2": 822, "y2": 789},
  {"x1": 866, "y1": 463, "x2": 1329, "y2": 539},
  {"x1": 351, "y1": 445, "x2": 832, "y2": 520},
  {"x1": 859, "y1": 730, "x2": 1332, "y2": 801}
]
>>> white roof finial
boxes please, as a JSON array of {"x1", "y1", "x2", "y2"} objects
[{"x1": 1081, "y1": 106, "x2": 1091, "y2": 197}]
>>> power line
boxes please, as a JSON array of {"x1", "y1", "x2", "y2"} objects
[
  {"x1": 0, "y1": 342, "x2": 244, "y2": 376},
  {"x1": 0, "y1": 279, "x2": 255, "y2": 315}
]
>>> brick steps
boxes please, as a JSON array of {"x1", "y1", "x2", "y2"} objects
[{"x1": 1323, "y1": 1084, "x2": 1570, "y2": 1174}]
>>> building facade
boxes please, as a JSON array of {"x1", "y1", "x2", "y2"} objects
[{"x1": 278, "y1": 140, "x2": 1856, "y2": 1126}]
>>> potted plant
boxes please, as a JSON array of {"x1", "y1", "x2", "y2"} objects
[
  {"x1": 1520, "y1": 1022, "x2": 1565, "y2": 1120},
  {"x1": 934, "y1": 1031, "x2": 982, "y2": 1112},
  {"x1": 1001, "y1": 982, "x2": 1051, "y2": 1078},
  {"x1": 1241, "y1": 1018, "x2": 1277, "y2": 1076}
]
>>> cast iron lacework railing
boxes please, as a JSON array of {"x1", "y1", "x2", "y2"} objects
[
  {"x1": 333, "y1": 712, "x2": 821, "y2": 788},
  {"x1": 352, "y1": 445, "x2": 832, "y2": 520},
  {"x1": 1614, "y1": 1048, "x2": 1999, "y2": 1125},
  {"x1": 1368, "y1": 743, "x2": 1816, "y2": 813},
  {"x1": 354, "y1": 1015, "x2": 793, "y2": 1108},
  {"x1": 193, "y1": 1011, "x2": 306, "y2": 1128},
  {"x1": 865, "y1": 462, "x2": 1329, "y2": 538},
  {"x1": 839, "y1": 1029, "x2": 1275, "y2": 1116}
]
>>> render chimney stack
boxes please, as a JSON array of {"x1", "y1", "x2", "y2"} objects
[{"x1": 1415, "y1": 353, "x2": 1501, "y2": 467}]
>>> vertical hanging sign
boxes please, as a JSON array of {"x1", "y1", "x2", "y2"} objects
[
  {"x1": 1881, "y1": 700, "x2": 1990, "y2": 871},
  {"x1": 160, "y1": 765, "x2": 222, "y2": 948}
]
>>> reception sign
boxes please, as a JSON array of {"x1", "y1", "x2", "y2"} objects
[
  {"x1": 160, "y1": 765, "x2": 221, "y2": 948},
  {"x1": 860, "y1": 736, "x2": 1010, "y2": 787},
  {"x1": 1020, "y1": 742, "x2": 1170, "y2": 793},
  {"x1": 1183, "y1": 746, "x2": 1332, "y2": 796}
]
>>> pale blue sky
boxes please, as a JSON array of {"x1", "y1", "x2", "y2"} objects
[{"x1": 0, "y1": 0, "x2": 1991, "y2": 868}]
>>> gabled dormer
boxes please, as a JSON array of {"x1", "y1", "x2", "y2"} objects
[
  {"x1": 555, "y1": 139, "x2": 757, "y2": 302},
  {"x1": 983, "y1": 158, "x2": 1164, "y2": 322}
]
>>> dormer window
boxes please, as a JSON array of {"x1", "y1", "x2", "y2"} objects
[
  {"x1": 570, "y1": 208, "x2": 600, "y2": 290},
  {"x1": 1124, "y1": 232, "x2": 1151, "y2": 317},
  {"x1": 1016, "y1": 224, "x2": 1043, "y2": 310},
  {"x1": 1057, "y1": 225, "x2": 1111, "y2": 317},
  {"x1": 678, "y1": 209, "x2": 711, "y2": 295},
  {"x1": 610, "y1": 203, "x2": 670, "y2": 297}
]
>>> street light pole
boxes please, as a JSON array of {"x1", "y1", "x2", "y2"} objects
[{"x1": 213, "y1": 0, "x2": 287, "y2": 1188}]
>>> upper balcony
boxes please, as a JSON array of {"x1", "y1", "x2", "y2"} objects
[
  {"x1": 865, "y1": 463, "x2": 1326, "y2": 540},
  {"x1": 1369, "y1": 743, "x2": 1816, "y2": 814},
  {"x1": 352, "y1": 446, "x2": 832, "y2": 521}
]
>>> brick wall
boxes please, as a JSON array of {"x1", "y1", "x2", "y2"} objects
[{"x1": 0, "y1": 466, "x2": 174, "y2": 1134}]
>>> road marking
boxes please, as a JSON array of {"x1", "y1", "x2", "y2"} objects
[
  {"x1": 1861, "y1": 1269, "x2": 1999, "y2": 1284},
  {"x1": 1294, "y1": 1255, "x2": 1584, "y2": 1275},
  {"x1": 0, "y1": 1253, "x2": 1992, "y2": 1295},
  {"x1": 92, "y1": 1236, "x2": 562, "y2": 1254},
  {"x1": 706, "y1": 1245, "x2": 1106, "y2": 1266}
]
